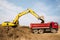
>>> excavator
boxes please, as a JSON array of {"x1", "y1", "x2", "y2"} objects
[{"x1": 2, "y1": 9, "x2": 44, "y2": 28}]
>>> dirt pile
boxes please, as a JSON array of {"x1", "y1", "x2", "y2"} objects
[{"x1": 0, "y1": 26, "x2": 60, "y2": 40}]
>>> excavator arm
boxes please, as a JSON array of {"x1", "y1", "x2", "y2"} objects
[
  {"x1": 13, "y1": 9, "x2": 44, "y2": 24},
  {"x1": 27, "y1": 9, "x2": 44, "y2": 23}
]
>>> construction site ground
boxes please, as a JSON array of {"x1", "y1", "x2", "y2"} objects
[{"x1": 0, "y1": 25, "x2": 60, "y2": 40}]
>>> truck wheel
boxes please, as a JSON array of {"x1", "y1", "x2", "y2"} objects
[
  {"x1": 38, "y1": 29, "x2": 44, "y2": 34},
  {"x1": 33, "y1": 29, "x2": 38, "y2": 34},
  {"x1": 51, "y1": 29, "x2": 57, "y2": 33}
]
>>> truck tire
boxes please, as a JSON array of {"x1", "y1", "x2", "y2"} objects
[
  {"x1": 51, "y1": 29, "x2": 57, "y2": 33},
  {"x1": 38, "y1": 29, "x2": 44, "y2": 34},
  {"x1": 33, "y1": 29, "x2": 38, "y2": 34}
]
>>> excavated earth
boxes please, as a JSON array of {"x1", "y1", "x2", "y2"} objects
[{"x1": 0, "y1": 25, "x2": 60, "y2": 40}]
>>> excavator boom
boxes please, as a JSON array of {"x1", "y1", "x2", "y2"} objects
[{"x1": 13, "y1": 9, "x2": 44, "y2": 24}]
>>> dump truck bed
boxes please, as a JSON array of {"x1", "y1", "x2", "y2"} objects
[{"x1": 30, "y1": 23, "x2": 51, "y2": 29}]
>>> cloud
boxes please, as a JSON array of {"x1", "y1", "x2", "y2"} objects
[
  {"x1": 0, "y1": 0, "x2": 41, "y2": 26},
  {"x1": 19, "y1": 13, "x2": 42, "y2": 26},
  {"x1": 0, "y1": 0, "x2": 60, "y2": 26},
  {"x1": 45, "y1": 16, "x2": 60, "y2": 24},
  {"x1": 0, "y1": 0, "x2": 24, "y2": 23},
  {"x1": 19, "y1": 2, "x2": 60, "y2": 26},
  {"x1": 32, "y1": 2, "x2": 52, "y2": 15},
  {"x1": 32, "y1": 2, "x2": 60, "y2": 24}
]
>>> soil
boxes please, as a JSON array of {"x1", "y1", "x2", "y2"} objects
[{"x1": 0, "y1": 25, "x2": 60, "y2": 40}]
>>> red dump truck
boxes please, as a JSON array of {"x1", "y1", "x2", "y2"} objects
[{"x1": 30, "y1": 22, "x2": 58, "y2": 34}]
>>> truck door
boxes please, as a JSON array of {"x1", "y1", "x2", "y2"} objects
[{"x1": 52, "y1": 22, "x2": 58, "y2": 28}]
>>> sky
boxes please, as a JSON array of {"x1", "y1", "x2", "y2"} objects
[{"x1": 0, "y1": 0, "x2": 60, "y2": 26}]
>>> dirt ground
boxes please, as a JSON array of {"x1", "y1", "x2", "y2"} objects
[{"x1": 0, "y1": 25, "x2": 60, "y2": 40}]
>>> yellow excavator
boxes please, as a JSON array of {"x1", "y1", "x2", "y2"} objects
[{"x1": 2, "y1": 9, "x2": 44, "y2": 28}]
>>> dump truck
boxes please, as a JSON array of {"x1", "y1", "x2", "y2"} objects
[{"x1": 30, "y1": 22, "x2": 58, "y2": 34}]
